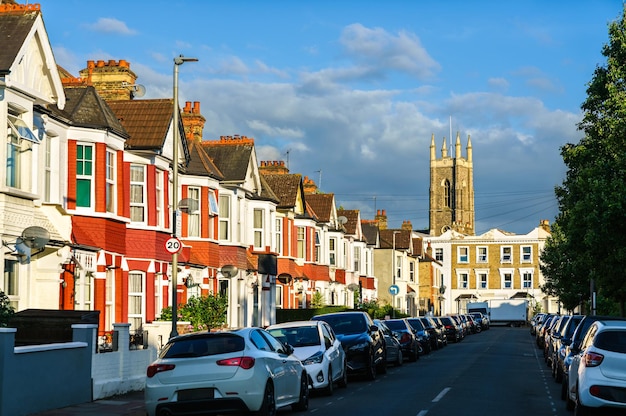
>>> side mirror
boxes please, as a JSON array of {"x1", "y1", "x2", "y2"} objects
[
  {"x1": 283, "y1": 343, "x2": 294, "y2": 355},
  {"x1": 370, "y1": 325, "x2": 379, "y2": 333}
]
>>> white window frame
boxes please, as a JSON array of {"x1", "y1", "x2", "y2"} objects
[
  {"x1": 395, "y1": 255, "x2": 402, "y2": 279},
  {"x1": 435, "y1": 248, "x2": 444, "y2": 262},
  {"x1": 353, "y1": 246, "x2": 360, "y2": 273},
  {"x1": 329, "y1": 237, "x2": 337, "y2": 266},
  {"x1": 499, "y1": 268, "x2": 514, "y2": 289},
  {"x1": 75, "y1": 143, "x2": 95, "y2": 208},
  {"x1": 297, "y1": 227, "x2": 305, "y2": 259},
  {"x1": 458, "y1": 246, "x2": 469, "y2": 263},
  {"x1": 501, "y1": 246, "x2": 512, "y2": 263},
  {"x1": 106, "y1": 150, "x2": 116, "y2": 213},
  {"x1": 409, "y1": 260, "x2": 415, "y2": 282},
  {"x1": 314, "y1": 231, "x2": 321, "y2": 263},
  {"x1": 458, "y1": 271, "x2": 469, "y2": 289},
  {"x1": 130, "y1": 164, "x2": 146, "y2": 223},
  {"x1": 128, "y1": 271, "x2": 145, "y2": 331},
  {"x1": 521, "y1": 268, "x2": 534, "y2": 289},
  {"x1": 521, "y1": 245, "x2": 532, "y2": 263},
  {"x1": 219, "y1": 194, "x2": 230, "y2": 240},
  {"x1": 475, "y1": 269, "x2": 489, "y2": 289},
  {"x1": 187, "y1": 187, "x2": 201, "y2": 237},
  {"x1": 477, "y1": 246, "x2": 488, "y2": 263},
  {"x1": 275, "y1": 218, "x2": 282, "y2": 255},
  {"x1": 44, "y1": 134, "x2": 52, "y2": 202},
  {"x1": 105, "y1": 269, "x2": 115, "y2": 331},
  {"x1": 155, "y1": 171, "x2": 164, "y2": 227},
  {"x1": 253, "y1": 208, "x2": 264, "y2": 249}
]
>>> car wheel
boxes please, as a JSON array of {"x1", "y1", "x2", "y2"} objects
[
  {"x1": 396, "y1": 349, "x2": 403, "y2": 366},
  {"x1": 554, "y1": 365, "x2": 562, "y2": 383},
  {"x1": 291, "y1": 372, "x2": 309, "y2": 412},
  {"x1": 409, "y1": 345, "x2": 417, "y2": 362},
  {"x1": 366, "y1": 353, "x2": 377, "y2": 380},
  {"x1": 256, "y1": 381, "x2": 276, "y2": 416},
  {"x1": 324, "y1": 365, "x2": 334, "y2": 396},
  {"x1": 561, "y1": 376, "x2": 568, "y2": 401},
  {"x1": 338, "y1": 361, "x2": 348, "y2": 388},
  {"x1": 565, "y1": 383, "x2": 575, "y2": 411},
  {"x1": 574, "y1": 390, "x2": 591, "y2": 416},
  {"x1": 377, "y1": 354, "x2": 387, "y2": 374}
]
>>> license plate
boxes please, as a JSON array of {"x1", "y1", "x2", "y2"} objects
[{"x1": 178, "y1": 388, "x2": 214, "y2": 401}]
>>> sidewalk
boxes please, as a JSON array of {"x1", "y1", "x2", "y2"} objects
[{"x1": 30, "y1": 390, "x2": 145, "y2": 416}]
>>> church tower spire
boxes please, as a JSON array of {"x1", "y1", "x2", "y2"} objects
[{"x1": 429, "y1": 132, "x2": 475, "y2": 236}]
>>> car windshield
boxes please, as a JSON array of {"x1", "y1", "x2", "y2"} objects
[
  {"x1": 160, "y1": 334, "x2": 244, "y2": 359},
  {"x1": 595, "y1": 330, "x2": 626, "y2": 353},
  {"x1": 385, "y1": 320, "x2": 408, "y2": 331},
  {"x1": 267, "y1": 326, "x2": 320, "y2": 348},
  {"x1": 406, "y1": 319, "x2": 425, "y2": 331},
  {"x1": 317, "y1": 314, "x2": 367, "y2": 335}
]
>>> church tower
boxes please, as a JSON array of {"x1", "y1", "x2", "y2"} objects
[{"x1": 429, "y1": 132, "x2": 475, "y2": 236}]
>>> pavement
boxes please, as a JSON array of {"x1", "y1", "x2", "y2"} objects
[{"x1": 30, "y1": 390, "x2": 146, "y2": 416}]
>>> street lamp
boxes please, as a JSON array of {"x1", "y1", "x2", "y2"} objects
[
  {"x1": 392, "y1": 231, "x2": 400, "y2": 318},
  {"x1": 170, "y1": 55, "x2": 198, "y2": 340}
]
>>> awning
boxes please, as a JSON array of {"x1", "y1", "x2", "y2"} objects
[
  {"x1": 454, "y1": 294, "x2": 478, "y2": 301},
  {"x1": 510, "y1": 292, "x2": 534, "y2": 299}
]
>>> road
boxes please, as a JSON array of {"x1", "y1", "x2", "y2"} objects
[{"x1": 297, "y1": 326, "x2": 570, "y2": 416}]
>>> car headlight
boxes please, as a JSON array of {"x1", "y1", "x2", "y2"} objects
[{"x1": 302, "y1": 351, "x2": 324, "y2": 365}]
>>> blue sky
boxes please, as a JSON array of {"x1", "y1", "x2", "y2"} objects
[{"x1": 38, "y1": 0, "x2": 622, "y2": 234}]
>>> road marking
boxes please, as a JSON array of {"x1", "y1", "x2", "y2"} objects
[
  {"x1": 432, "y1": 387, "x2": 451, "y2": 402},
  {"x1": 417, "y1": 410, "x2": 428, "y2": 416}
]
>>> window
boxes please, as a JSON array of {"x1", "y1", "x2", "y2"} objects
[
  {"x1": 76, "y1": 144, "x2": 94, "y2": 207},
  {"x1": 253, "y1": 208, "x2": 264, "y2": 248},
  {"x1": 297, "y1": 227, "x2": 305, "y2": 259},
  {"x1": 315, "y1": 232, "x2": 321, "y2": 262},
  {"x1": 208, "y1": 190, "x2": 219, "y2": 216},
  {"x1": 187, "y1": 187, "x2": 200, "y2": 237},
  {"x1": 503, "y1": 273, "x2": 512, "y2": 288},
  {"x1": 329, "y1": 238, "x2": 337, "y2": 266},
  {"x1": 522, "y1": 271, "x2": 533, "y2": 288},
  {"x1": 218, "y1": 279, "x2": 228, "y2": 297},
  {"x1": 365, "y1": 251, "x2": 370, "y2": 276},
  {"x1": 435, "y1": 248, "x2": 443, "y2": 262},
  {"x1": 44, "y1": 135, "x2": 52, "y2": 202},
  {"x1": 128, "y1": 272, "x2": 145, "y2": 331},
  {"x1": 275, "y1": 285, "x2": 283, "y2": 309},
  {"x1": 353, "y1": 246, "x2": 360, "y2": 272},
  {"x1": 459, "y1": 272, "x2": 469, "y2": 289},
  {"x1": 521, "y1": 246, "x2": 532, "y2": 263},
  {"x1": 478, "y1": 272, "x2": 488, "y2": 289},
  {"x1": 458, "y1": 246, "x2": 469, "y2": 263},
  {"x1": 6, "y1": 112, "x2": 38, "y2": 189},
  {"x1": 106, "y1": 150, "x2": 116, "y2": 213},
  {"x1": 501, "y1": 246, "x2": 512, "y2": 263},
  {"x1": 409, "y1": 262, "x2": 414, "y2": 282},
  {"x1": 105, "y1": 270, "x2": 115, "y2": 332},
  {"x1": 395, "y1": 255, "x2": 402, "y2": 279},
  {"x1": 155, "y1": 171, "x2": 163, "y2": 227},
  {"x1": 275, "y1": 218, "x2": 282, "y2": 255},
  {"x1": 3, "y1": 258, "x2": 18, "y2": 297},
  {"x1": 343, "y1": 241, "x2": 348, "y2": 268},
  {"x1": 219, "y1": 195, "x2": 230, "y2": 240},
  {"x1": 444, "y1": 179, "x2": 451, "y2": 208},
  {"x1": 130, "y1": 165, "x2": 146, "y2": 222},
  {"x1": 477, "y1": 246, "x2": 487, "y2": 263}
]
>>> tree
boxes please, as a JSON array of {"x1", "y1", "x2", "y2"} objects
[
  {"x1": 160, "y1": 293, "x2": 228, "y2": 331},
  {"x1": 544, "y1": 5, "x2": 626, "y2": 315},
  {"x1": 311, "y1": 291, "x2": 324, "y2": 309},
  {"x1": 0, "y1": 291, "x2": 15, "y2": 327}
]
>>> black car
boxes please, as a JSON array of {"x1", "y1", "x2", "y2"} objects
[
  {"x1": 419, "y1": 317, "x2": 442, "y2": 350},
  {"x1": 373, "y1": 319, "x2": 403, "y2": 367},
  {"x1": 312, "y1": 311, "x2": 386, "y2": 380},
  {"x1": 405, "y1": 318, "x2": 432, "y2": 354},
  {"x1": 439, "y1": 316, "x2": 462, "y2": 343},
  {"x1": 384, "y1": 318, "x2": 421, "y2": 362}
]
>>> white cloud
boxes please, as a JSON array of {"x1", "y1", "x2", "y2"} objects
[{"x1": 85, "y1": 18, "x2": 136, "y2": 35}]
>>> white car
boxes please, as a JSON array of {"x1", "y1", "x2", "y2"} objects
[
  {"x1": 267, "y1": 320, "x2": 348, "y2": 395},
  {"x1": 145, "y1": 327, "x2": 309, "y2": 416},
  {"x1": 566, "y1": 320, "x2": 626, "y2": 415}
]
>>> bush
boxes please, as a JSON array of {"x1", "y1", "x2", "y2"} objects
[
  {"x1": 0, "y1": 291, "x2": 15, "y2": 327},
  {"x1": 160, "y1": 293, "x2": 228, "y2": 331}
]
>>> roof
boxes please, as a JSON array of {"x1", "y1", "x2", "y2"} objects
[
  {"x1": 305, "y1": 193, "x2": 334, "y2": 222},
  {"x1": 337, "y1": 209, "x2": 360, "y2": 235},
  {"x1": 185, "y1": 139, "x2": 224, "y2": 180},
  {"x1": 0, "y1": 4, "x2": 39, "y2": 73},
  {"x1": 361, "y1": 222, "x2": 379, "y2": 246},
  {"x1": 379, "y1": 229, "x2": 411, "y2": 250},
  {"x1": 201, "y1": 137, "x2": 254, "y2": 181},
  {"x1": 106, "y1": 99, "x2": 173, "y2": 149},
  {"x1": 49, "y1": 86, "x2": 128, "y2": 138},
  {"x1": 262, "y1": 173, "x2": 303, "y2": 209}
]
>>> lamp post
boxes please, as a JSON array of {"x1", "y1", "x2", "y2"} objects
[
  {"x1": 392, "y1": 231, "x2": 400, "y2": 318},
  {"x1": 170, "y1": 55, "x2": 198, "y2": 340}
]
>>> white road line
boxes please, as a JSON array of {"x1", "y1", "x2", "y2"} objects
[
  {"x1": 416, "y1": 410, "x2": 428, "y2": 416},
  {"x1": 432, "y1": 387, "x2": 451, "y2": 402}
]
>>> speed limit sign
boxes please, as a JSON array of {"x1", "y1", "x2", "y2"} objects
[{"x1": 165, "y1": 237, "x2": 182, "y2": 254}]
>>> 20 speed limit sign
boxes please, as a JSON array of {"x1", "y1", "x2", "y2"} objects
[{"x1": 165, "y1": 237, "x2": 182, "y2": 254}]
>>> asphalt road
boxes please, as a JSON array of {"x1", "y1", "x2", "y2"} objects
[{"x1": 299, "y1": 325, "x2": 571, "y2": 416}]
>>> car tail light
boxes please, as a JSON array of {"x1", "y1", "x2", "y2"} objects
[
  {"x1": 583, "y1": 351, "x2": 604, "y2": 367},
  {"x1": 147, "y1": 363, "x2": 175, "y2": 378},
  {"x1": 217, "y1": 356, "x2": 255, "y2": 369},
  {"x1": 400, "y1": 333, "x2": 411, "y2": 343},
  {"x1": 445, "y1": 325, "x2": 453, "y2": 330}
]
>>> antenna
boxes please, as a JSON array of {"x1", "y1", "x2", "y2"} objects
[
  {"x1": 449, "y1": 115, "x2": 452, "y2": 150},
  {"x1": 314, "y1": 169, "x2": 322, "y2": 190},
  {"x1": 284, "y1": 149, "x2": 291, "y2": 170}
]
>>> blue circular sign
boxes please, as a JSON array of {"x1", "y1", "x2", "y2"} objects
[{"x1": 389, "y1": 284, "x2": 400, "y2": 295}]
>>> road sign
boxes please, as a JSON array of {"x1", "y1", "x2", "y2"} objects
[
  {"x1": 389, "y1": 284, "x2": 400, "y2": 296},
  {"x1": 165, "y1": 237, "x2": 182, "y2": 254}
]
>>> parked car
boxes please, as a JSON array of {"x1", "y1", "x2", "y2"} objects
[
  {"x1": 431, "y1": 316, "x2": 451, "y2": 344},
  {"x1": 469, "y1": 312, "x2": 489, "y2": 330},
  {"x1": 373, "y1": 319, "x2": 403, "y2": 366},
  {"x1": 439, "y1": 316, "x2": 462, "y2": 343},
  {"x1": 545, "y1": 315, "x2": 570, "y2": 366},
  {"x1": 530, "y1": 313, "x2": 547, "y2": 336},
  {"x1": 419, "y1": 317, "x2": 443, "y2": 350},
  {"x1": 384, "y1": 318, "x2": 421, "y2": 361},
  {"x1": 145, "y1": 328, "x2": 309, "y2": 416},
  {"x1": 536, "y1": 314, "x2": 557, "y2": 349},
  {"x1": 405, "y1": 317, "x2": 432, "y2": 354},
  {"x1": 311, "y1": 311, "x2": 386, "y2": 380},
  {"x1": 560, "y1": 315, "x2": 626, "y2": 402},
  {"x1": 267, "y1": 320, "x2": 347, "y2": 395},
  {"x1": 551, "y1": 314, "x2": 583, "y2": 383},
  {"x1": 449, "y1": 315, "x2": 466, "y2": 341},
  {"x1": 566, "y1": 320, "x2": 626, "y2": 414}
]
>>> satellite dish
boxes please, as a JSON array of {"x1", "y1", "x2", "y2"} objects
[
  {"x1": 179, "y1": 198, "x2": 199, "y2": 214},
  {"x1": 20, "y1": 226, "x2": 50, "y2": 249},
  {"x1": 277, "y1": 273, "x2": 292, "y2": 284},
  {"x1": 347, "y1": 283, "x2": 359, "y2": 291},
  {"x1": 338, "y1": 216, "x2": 348, "y2": 225},
  {"x1": 220, "y1": 265, "x2": 239, "y2": 278},
  {"x1": 132, "y1": 84, "x2": 146, "y2": 98}
]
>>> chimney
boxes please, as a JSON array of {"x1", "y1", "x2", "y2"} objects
[
  {"x1": 79, "y1": 59, "x2": 139, "y2": 101},
  {"x1": 303, "y1": 176, "x2": 318, "y2": 194},
  {"x1": 258, "y1": 160, "x2": 290, "y2": 175},
  {"x1": 539, "y1": 219, "x2": 551, "y2": 233},
  {"x1": 401, "y1": 220, "x2": 413, "y2": 231},
  {"x1": 181, "y1": 101, "x2": 206, "y2": 142},
  {"x1": 375, "y1": 209, "x2": 388, "y2": 230}
]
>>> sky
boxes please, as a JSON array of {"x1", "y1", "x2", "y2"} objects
[{"x1": 37, "y1": 0, "x2": 623, "y2": 235}]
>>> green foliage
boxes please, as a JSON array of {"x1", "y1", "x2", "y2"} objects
[
  {"x1": 0, "y1": 291, "x2": 15, "y2": 327},
  {"x1": 311, "y1": 291, "x2": 324, "y2": 309},
  {"x1": 542, "y1": 6, "x2": 626, "y2": 316},
  {"x1": 159, "y1": 293, "x2": 228, "y2": 331}
]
